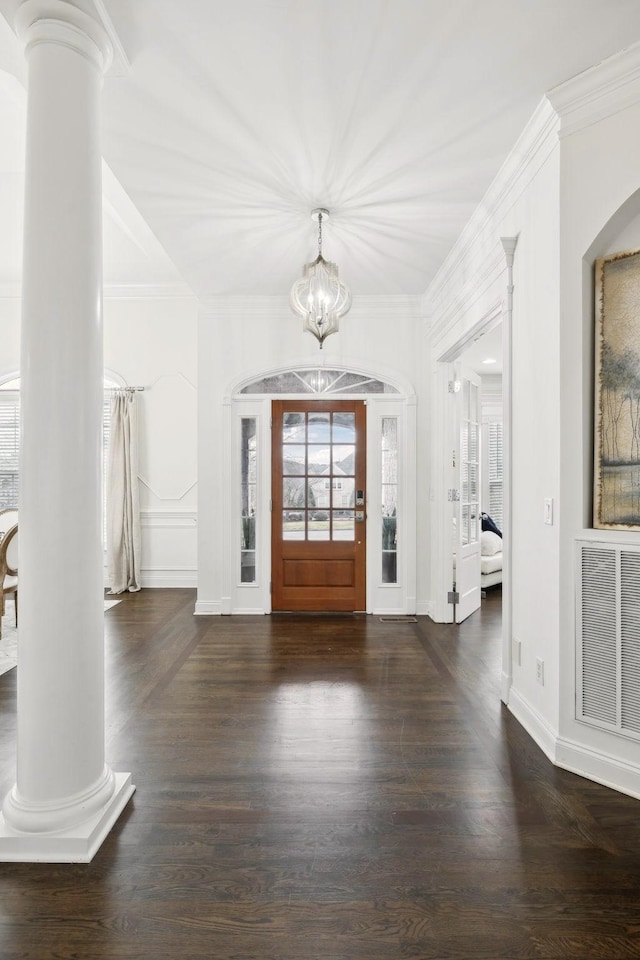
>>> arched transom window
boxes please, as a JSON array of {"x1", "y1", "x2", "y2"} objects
[{"x1": 240, "y1": 368, "x2": 399, "y2": 395}]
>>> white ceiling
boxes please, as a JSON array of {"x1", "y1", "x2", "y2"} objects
[
  {"x1": 461, "y1": 323, "x2": 503, "y2": 377},
  {"x1": 1, "y1": 1, "x2": 640, "y2": 299}
]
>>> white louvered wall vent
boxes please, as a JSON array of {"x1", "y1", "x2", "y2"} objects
[{"x1": 577, "y1": 540, "x2": 640, "y2": 740}]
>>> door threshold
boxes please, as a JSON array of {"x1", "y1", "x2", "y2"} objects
[{"x1": 271, "y1": 610, "x2": 365, "y2": 617}]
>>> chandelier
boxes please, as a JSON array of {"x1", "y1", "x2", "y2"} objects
[{"x1": 289, "y1": 208, "x2": 352, "y2": 349}]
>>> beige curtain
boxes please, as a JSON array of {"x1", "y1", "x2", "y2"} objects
[{"x1": 107, "y1": 390, "x2": 141, "y2": 593}]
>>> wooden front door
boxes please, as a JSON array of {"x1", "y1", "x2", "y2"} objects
[{"x1": 272, "y1": 400, "x2": 366, "y2": 611}]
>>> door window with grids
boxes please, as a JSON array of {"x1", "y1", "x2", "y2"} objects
[{"x1": 281, "y1": 409, "x2": 356, "y2": 542}]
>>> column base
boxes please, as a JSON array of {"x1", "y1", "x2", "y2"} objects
[{"x1": 0, "y1": 772, "x2": 135, "y2": 862}]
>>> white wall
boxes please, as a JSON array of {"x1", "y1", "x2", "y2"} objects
[
  {"x1": 502, "y1": 148, "x2": 562, "y2": 740},
  {"x1": 424, "y1": 98, "x2": 562, "y2": 653},
  {"x1": 104, "y1": 295, "x2": 198, "y2": 587},
  {"x1": 196, "y1": 295, "x2": 422, "y2": 614},
  {"x1": 422, "y1": 44, "x2": 640, "y2": 799},
  {"x1": 556, "y1": 95, "x2": 640, "y2": 792},
  {"x1": 0, "y1": 293, "x2": 199, "y2": 588}
]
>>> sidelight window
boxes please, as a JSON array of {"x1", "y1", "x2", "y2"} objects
[
  {"x1": 381, "y1": 418, "x2": 398, "y2": 583},
  {"x1": 240, "y1": 418, "x2": 257, "y2": 583}
]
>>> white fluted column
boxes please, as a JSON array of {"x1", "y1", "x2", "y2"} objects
[{"x1": 0, "y1": 0, "x2": 134, "y2": 862}]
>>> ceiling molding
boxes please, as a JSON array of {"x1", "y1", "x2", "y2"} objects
[
  {"x1": 436, "y1": 300, "x2": 503, "y2": 364},
  {"x1": 91, "y1": 0, "x2": 129, "y2": 78},
  {"x1": 423, "y1": 96, "x2": 559, "y2": 320},
  {"x1": 422, "y1": 42, "x2": 640, "y2": 338},
  {"x1": 547, "y1": 39, "x2": 640, "y2": 138},
  {"x1": 0, "y1": 282, "x2": 195, "y2": 300},
  {"x1": 104, "y1": 283, "x2": 195, "y2": 300},
  {"x1": 424, "y1": 246, "x2": 507, "y2": 345},
  {"x1": 199, "y1": 294, "x2": 422, "y2": 320}
]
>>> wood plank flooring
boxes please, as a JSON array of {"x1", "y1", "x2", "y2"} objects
[{"x1": 1, "y1": 589, "x2": 640, "y2": 958}]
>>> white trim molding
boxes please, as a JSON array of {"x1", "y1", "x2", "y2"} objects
[
  {"x1": 140, "y1": 567, "x2": 197, "y2": 588},
  {"x1": 140, "y1": 509, "x2": 197, "y2": 528},
  {"x1": 104, "y1": 283, "x2": 195, "y2": 300},
  {"x1": 507, "y1": 689, "x2": 559, "y2": 765},
  {"x1": 194, "y1": 600, "x2": 222, "y2": 616},
  {"x1": 547, "y1": 40, "x2": 640, "y2": 139},
  {"x1": 555, "y1": 737, "x2": 640, "y2": 802},
  {"x1": 508, "y1": 691, "x2": 640, "y2": 802},
  {"x1": 199, "y1": 294, "x2": 421, "y2": 322},
  {"x1": 422, "y1": 97, "x2": 559, "y2": 329}
]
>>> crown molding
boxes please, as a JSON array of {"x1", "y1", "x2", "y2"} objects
[
  {"x1": 0, "y1": 281, "x2": 195, "y2": 300},
  {"x1": 547, "y1": 40, "x2": 640, "y2": 139},
  {"x1": 423, "y1": 96, "x2": 559, "y2": 324},
  {"x1": 423, "y1": 246, "x2": 507, "y2": 344},
  {"x1": 199, "y1": 293, "x2": 422, "y2": 320},
  {"x1": 91, "y1": 0, "x2": 129, "y2": 78},
  {"x1": 422, "y1": 42, "x2": 640, "y2": 334},
  {"x1": 103, "y1": 282, "x2": 195, "y2": 300}
]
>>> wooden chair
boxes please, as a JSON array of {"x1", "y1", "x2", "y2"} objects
[
  {"x1": 0, "y1": 522, "x2": 18, "y2": 641},
  {"x1": 0, "y1": 507, "x2": 18, "y2": 541}
]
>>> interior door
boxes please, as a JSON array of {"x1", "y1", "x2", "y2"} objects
[
  {"x1": 454, "y1": 369, "x2": 482, "y2": 623},
  {"x1": 272, "y1": 400, "x2": 366, "y2": 611}
]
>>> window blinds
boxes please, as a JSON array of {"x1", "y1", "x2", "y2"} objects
[
  {"x1": 487, "y1": 420, "x2": 503, "y2": 528},
  {"x1": 0, "y1": 391, "x2": 19, "y2": 510},
  {"x1": 0, "y1": 390, "x2": 113, "y2": 538}
]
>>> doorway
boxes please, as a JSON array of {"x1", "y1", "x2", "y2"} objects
[
  {"x1": 452, "y1": 327, "x2": 504, "y2": 623},
  {"x1": 433, "y1": 316, "x2": 504, "y2": 625},
  {"x1": 271, "y1": 399, "x2": 366, "y2": 611}
]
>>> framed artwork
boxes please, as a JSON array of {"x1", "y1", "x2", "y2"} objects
[{"x1": 594, "y1": 248, "x2": 640, "y2": 529}]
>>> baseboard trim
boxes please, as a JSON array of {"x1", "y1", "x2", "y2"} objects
[
  {"x1": 194, "y1": 600, "x2": 222, "y2": 616},
  {"x1": 140, "y1": 569, "x2": 197, "y2": 588},
  {"x1": 555, "y1": 736, "x2": 640, "y2": 802},
  {"x1": 507, "y1": 688, "x2": 558, "y2": 763},
  {"x1": 507, "y1": 688, "x2": 640, "y2": 801}
]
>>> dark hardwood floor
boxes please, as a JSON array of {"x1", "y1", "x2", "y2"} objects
[{"x1": 1, "y1": 589, "x2": 640, "y2": 959}]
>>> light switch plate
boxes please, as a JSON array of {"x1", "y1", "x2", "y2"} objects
[{"x1": 544, "y1": 498, "x2": 553, "y2": 525}]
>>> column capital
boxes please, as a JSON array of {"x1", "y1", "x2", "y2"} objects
[{"x1": 15, "y1": 0, "x2": 113, "y2": 75}]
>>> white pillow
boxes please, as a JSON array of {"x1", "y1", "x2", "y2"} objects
[{"x1": 481, "y1": 530, "x2": 502, "y2": 556}]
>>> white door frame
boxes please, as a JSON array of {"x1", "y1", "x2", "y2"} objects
[
  {"x1": 454, "y1": 365, "x2": 482, "y2": 623},
  {"x1": 429, "y1": 234, "x2": 516, "y2": 704},
  {"x1": 223, "y1": 365, "x2": 417, "y2": 616}
]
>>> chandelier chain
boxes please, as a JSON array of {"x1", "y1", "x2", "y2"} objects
[{"x1": 317, "y1": 211, "x2": 323, "y2": 255}]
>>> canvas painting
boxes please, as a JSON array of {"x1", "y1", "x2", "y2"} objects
[{"x1": 595, "y1": 248, "x2": 640, "y2": 529}]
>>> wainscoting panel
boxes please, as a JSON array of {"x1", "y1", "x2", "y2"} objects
[{"x1": 105, "y1": 509, "x2": 197, "y2": 589}]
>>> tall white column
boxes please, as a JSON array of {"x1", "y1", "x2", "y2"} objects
[{"x1": 0, "y1": 0, "x2": 134, "y2": 862}]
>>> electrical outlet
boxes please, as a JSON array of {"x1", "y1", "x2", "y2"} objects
[
  {"x1": 513, "y1": 637, "x2": 522, "y2": 667},
  {"x1": 536, "y1": 658, "x2": 544, "y2": 685}
]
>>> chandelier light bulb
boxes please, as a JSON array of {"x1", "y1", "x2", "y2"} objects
[{"x1": 289, "y1": 208, "x2": 352, "y2": 349}]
